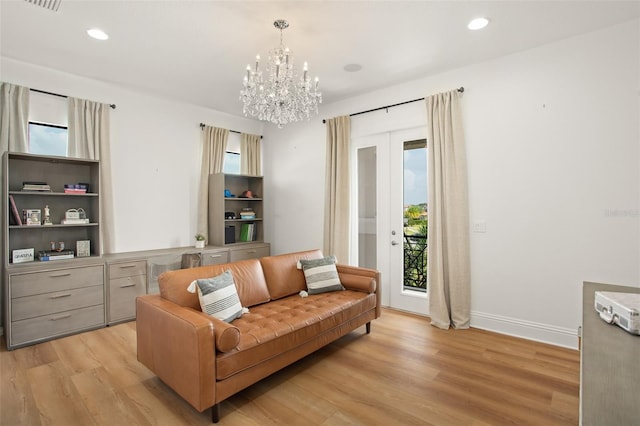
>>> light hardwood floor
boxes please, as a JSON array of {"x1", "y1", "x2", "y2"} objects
[{"x1": 1, "y1": 308, "x2": 579, "y2": 425}]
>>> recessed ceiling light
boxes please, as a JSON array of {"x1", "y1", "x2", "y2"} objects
[
  {"x1": 467, "y1": 17, "x2": 489, "y2": 31},
  {"x1": 344, "y1": 63, "x2": 363, "y2": 72},
  {"x1": 87, "y1": 28, "x2": 109, "y2": 40}
]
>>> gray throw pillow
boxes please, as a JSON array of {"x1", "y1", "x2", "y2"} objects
[
  {"x1": 299, "y1": 255, "x2": 344, "y2": 294},
  {"x1": 187, "y1": 270, "x2": 243, "y2": 322}
]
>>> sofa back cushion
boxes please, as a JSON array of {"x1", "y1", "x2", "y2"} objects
[
  {"x1": 260, "y1": 249, "x2": 324, "y2": 300},
  {"x1": 159, "y1": 258, "x2": 270, "y2": 309}
]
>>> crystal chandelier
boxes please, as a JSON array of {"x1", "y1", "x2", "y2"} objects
[{"x1": 240, "y1": 19, "x2": 322, "y2": 128}]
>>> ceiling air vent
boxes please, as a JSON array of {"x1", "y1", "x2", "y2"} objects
[{"x1": 23, "y1": 0, "x2": 61, "y2": 12}]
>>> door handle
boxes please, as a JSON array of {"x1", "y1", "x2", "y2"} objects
[{"x1": 391, "y1": 241, "x2": 399, "y2": 246}]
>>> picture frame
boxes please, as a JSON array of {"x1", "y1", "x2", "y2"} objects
[
  {"x1": 24, "y1": 209, "x2": 41, "y2": 226},
  {"x1": 76, "y1": 240, "x2": 91, "y2": 257},
  {"x1": 12, "y1": 248, "x2": 34, "y2": 263}
]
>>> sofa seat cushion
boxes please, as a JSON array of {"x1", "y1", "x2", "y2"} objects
[{"x1": 215, "y1": 290, "x2": 376, "y2": 380}]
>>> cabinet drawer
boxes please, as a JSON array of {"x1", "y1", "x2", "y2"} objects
[
  {"x1": 230, "y1": 246, "x2": 270, "y2": 262},
  {"x1": 10, "y1": 265, "x2": 104, "y2": 298},
  {"x1": 201, "y1": 250, "x2": 229, "y2": 266},
  {"x1": 109, "y1": 276, "x2": 146, "y2": 322},
  {"x1": 12, "y1": 285, "x2": 103, "y2": 322},
  {"x1": 11, "y1": 305, "x2": 105, "y2": 347},
  {"x1": 109, "y1": 261, "x2": 146, "y2": 279}
]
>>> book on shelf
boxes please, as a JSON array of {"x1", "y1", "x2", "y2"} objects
[
  {"x1": 38, "y1": 250, "x2": 75, "y2": 261},
  {"x1": 22, "y1": 181, "x2": 51, "y2": 191},
  {"x1": 8, "y1": 195, "x2": 22, "y2": 225},
  {"x1": 239, "y1": 223, "x2": 257, "y2": 242},
  {"x1": 62, "y1": 218, "x2": 90, "y2": 225}
]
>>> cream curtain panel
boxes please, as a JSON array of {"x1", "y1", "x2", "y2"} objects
[
  {"x1": 68, "y1": 98, "x2": 115, "y2": 253},
  {"x1": 240, "y1": 132, "x2": 261, "y2": 175},
  {"x1": 0, "y1": 82, "x2": 29, "y2": 153},
  {"x1": 323, "y1": 115, "x2": 351, "y2": 263},
  {"x1": 426, "y1": 89, "x2": 471, "y2": 329},
  {"x1": 197, "y1": 125, "x2": 229, "y2": 241}
]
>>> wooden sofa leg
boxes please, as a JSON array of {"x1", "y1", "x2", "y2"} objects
[
  {"x1": 211, "y1": 404, "x2": 220, "y2": 423},
  {"x1": 366, "y1": 322, "x2": 371, "y2": 334}
]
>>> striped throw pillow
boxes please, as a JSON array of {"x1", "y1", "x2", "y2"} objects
[
  {"x1": 187, "y1": 270, "x2": 243, "y2": 323},
  {"x1": 299, "y1": 255, "x2": 344, "y2": 294}
]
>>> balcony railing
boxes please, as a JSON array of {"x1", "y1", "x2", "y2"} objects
[{"x1": 403, "y1": 233, "x2": 427, "y2": 292}]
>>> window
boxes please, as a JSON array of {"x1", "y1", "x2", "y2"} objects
[
  {"x1": 223, "y1": 151, "x2": 240, "y2": 174},
  {"x1": 28, "y1": 122, "x2": 68, "y2": 156}
]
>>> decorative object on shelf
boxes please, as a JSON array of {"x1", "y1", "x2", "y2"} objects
[
  {"x1": 24, "y1": 209, "x2": 41, "y2": 226},
  {"x1": 195, "y1": 233, "x2": 206, "y2": 249},
  {"x1": 43, "y1": 205, "x2": 53, "y2": 225},
  {"x1": 12, "y1": 248, "x2": 34, "y2": 264},
  {"x1": 240, "y1": 19, "x2": 322, "y2": 128},
  {"x1": 224, "y1": 189, "x2": 235, "y2": 198},
  {"x1": 62, "y1": 208, "x2": 89, "y2": 224},
  {"x1": 76, "y1": 240, "x2": 91, "y2": 257},
  {"x1": 241, "y1": 190, "x2": 254, "y2": 198},
  {"x1": 225, "y1": 211, "x2": 236, "y2": 219}
]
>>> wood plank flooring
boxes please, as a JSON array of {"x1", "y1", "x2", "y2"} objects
[{"x1": 1, "y1": 309, "x2": 580, "y2": 425}]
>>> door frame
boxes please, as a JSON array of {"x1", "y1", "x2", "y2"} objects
[{"x1": 350, "y1": 126, "x2": 429, "y2": 315}]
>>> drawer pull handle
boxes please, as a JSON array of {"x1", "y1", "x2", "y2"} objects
[
  {"x1": 50, "y1": 314, "x2": 71, "y2": 321},
  {"x1": 50, "y1": 273, "x2": 71, "y2": 278},
  {"x1": 50, "y1": 293, "x2": 72, "y2": 299},
  {"x1": 119, "y1": 264, "x2": 137, "y2": 269},
  {"x1": 208, "y1": 254, "x2": 222, "y2": 258},
  {"x1": 120, "y1": 283, "x2": 136, "y2": 288},
  {"x1": 247, "y1": 250, "x2": 256, "y2": 254}
]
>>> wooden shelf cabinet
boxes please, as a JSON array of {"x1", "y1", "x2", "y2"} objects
[
  {"x1": 3, "y1": 152, "x2": 103, "y2": 349},
  {"x1": 208, "y1": 173, "x2": 264, "y2": 246},
  {"x1": 3, "y1": 152, "x2": 101, "y2": 261}
]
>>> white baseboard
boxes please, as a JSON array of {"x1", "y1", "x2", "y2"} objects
[{"x1": 471, "y1": 311, "x2": 578, "y2": 350}]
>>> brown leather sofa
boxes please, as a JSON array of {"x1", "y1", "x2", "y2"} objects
[{"x1": 136, "y1": 249, "x2": 381, "y2": 422}]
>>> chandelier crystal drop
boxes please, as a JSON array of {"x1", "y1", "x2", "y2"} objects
[{"x1": 240, "y1": 19, "x2": 322, "y2": 128}]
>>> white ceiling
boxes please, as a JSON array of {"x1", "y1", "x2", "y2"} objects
[{"x1": 1, "y1": 1, "x2": 639, "y2": 118}]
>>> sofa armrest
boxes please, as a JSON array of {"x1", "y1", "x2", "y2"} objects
[
  {"x1": 340, "y1": 273, "x2": 376, "y2": 293},
  {"x1": 337, "y1": 264, "x2": 382, "y2": 318},
  {"x1": 136, "y1": 294, "x2": 216, "y2": 412}
]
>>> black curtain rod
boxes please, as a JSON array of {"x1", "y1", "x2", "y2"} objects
[
  {"x1": 322, "y1": 86, "x2": 464, "y2": 123},
  {"x1": 30, "y1": 88, "x2": 116, "y2": 109},
  {"x1": 199, "y1": 123, "x2": 263, "y2": 139}
]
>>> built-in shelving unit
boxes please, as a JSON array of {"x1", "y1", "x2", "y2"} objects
[
  {"x1": 4, "y1": 152, "x2": 101, "y2": 262},
  {"x1": 208, "y1": 173, "x2": 264, "y2": 246}
]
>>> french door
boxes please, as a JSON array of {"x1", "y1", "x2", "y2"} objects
[{"x1": 351, "y1": 126, "x2": 428, "y2": 315}]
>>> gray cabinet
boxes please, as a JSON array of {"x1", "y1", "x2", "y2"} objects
[
  {"x1": 3, "y1": 152, "x2": 104, "y2": 350},
  {"x1": 107, "y1": 260, "x2": 146, "y2": 324},
  {"x1": 581, "y1": 282, "x2": 640, "y2": 425},
  {"x1": 229, "y1": 245, "x2": 270, "y2": 262},
  {"x1": 6, "y1": 264, "x2": 105, "y2": 349},
  {"x1": 201, "y1": 248, "x2": 229, "y2": 265}
]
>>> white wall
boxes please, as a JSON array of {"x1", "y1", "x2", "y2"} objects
[
  {"x1": 264, "y1": 20, "x2": 640, "y2": 348},
  {"x1": 1, "y1": 57, "x2": 263, "y2": 252}
]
